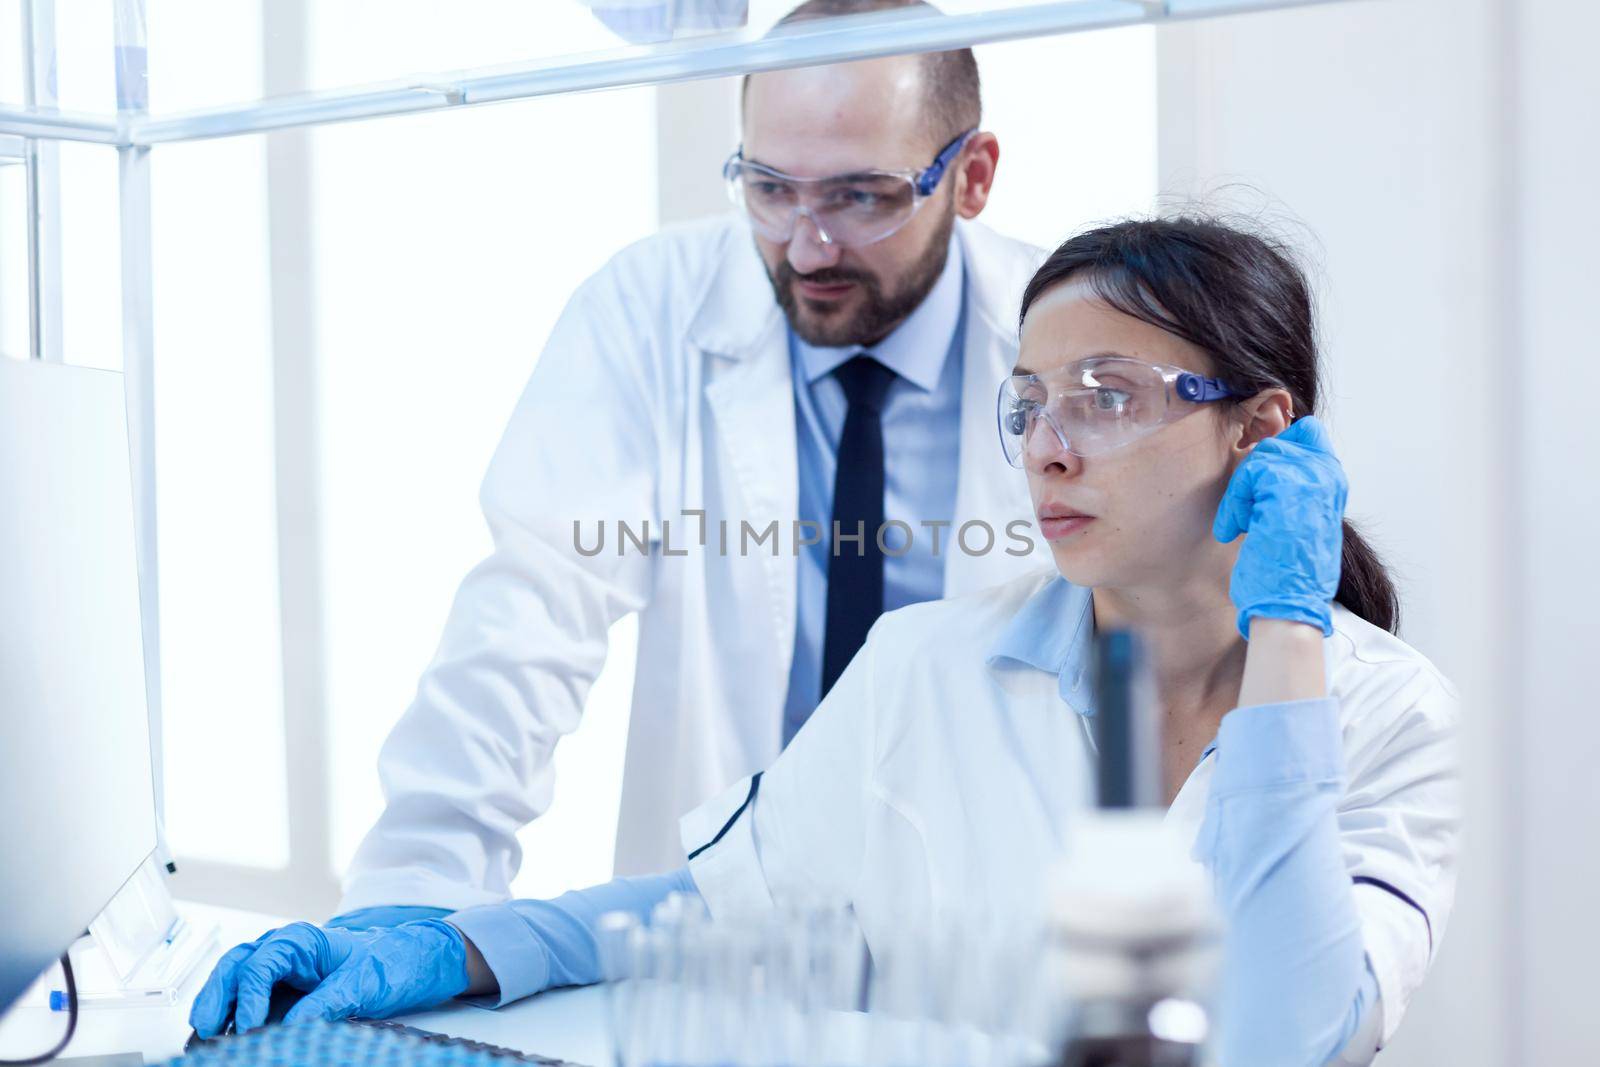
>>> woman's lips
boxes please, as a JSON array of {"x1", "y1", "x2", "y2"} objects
[
  {"x1": 1039, "y1": 514, "x2": 1095, "y2": 540},
  {"x1": 796, "y1": 279, "x2": 857, "y2": 301}
]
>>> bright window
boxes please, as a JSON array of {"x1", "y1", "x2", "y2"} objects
[
  {"x1": 17, "y1": 3, "x2": 1156, "y2": 912},
  {"x1": 976, "y1": 27, "x2": 1158, "y2": 246},
  {"x1": 307, "y1": 52, "x2": 659, "y2": 898},
  {"x1": 147, "y1": 3, "x2": 290, "y2": 868}
]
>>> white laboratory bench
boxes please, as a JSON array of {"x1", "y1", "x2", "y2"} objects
[{"x1": 0, "y1": 902, "x2": 612, "y2": 1065}]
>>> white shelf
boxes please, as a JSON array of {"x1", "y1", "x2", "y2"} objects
[{"x1": 0, "y1": 0, "x2": 1343, "y2": 146}]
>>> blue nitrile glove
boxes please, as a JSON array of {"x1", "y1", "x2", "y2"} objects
[
  {"x1": 188, "y1": 919, "x2": 469, "y2": 1038},
  {"x1": 325, "y1": 905, "x2": 452, "y2": 931},
  {"x1": 1213, "y1": 415, "x2": 1348, "y2": 638}
]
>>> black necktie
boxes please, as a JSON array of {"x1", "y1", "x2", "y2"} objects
[{"x1": 821, "y1": 354, "x2": 896, "y2": 697}]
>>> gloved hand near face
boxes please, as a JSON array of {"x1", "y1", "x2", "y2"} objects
[
  {"x1": 188, "y1": 918, "x2": 470, "y2": 1037},
  {"x1": 1213, "y1": 414, "x2": 1348, "y2": 638}
]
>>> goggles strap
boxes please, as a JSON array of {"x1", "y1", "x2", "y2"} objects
[{"x1": 1174, "y1": 372, "x2": 1237, "y2": 403}]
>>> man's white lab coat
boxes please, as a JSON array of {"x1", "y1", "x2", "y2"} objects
[{"x1": 338, "y1": 215, "x2": 1051, "y2": 911}]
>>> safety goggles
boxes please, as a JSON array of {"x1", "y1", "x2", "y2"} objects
[
  {"x1": 997, "y1": 355, "x2": 1241, "y2": 466},
  {"x1": 722, "y1": 129, "x2": 976, "y2": 249}
]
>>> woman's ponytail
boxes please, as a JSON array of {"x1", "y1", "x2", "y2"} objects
[{"x1": 1336, "y1": 519, "x2": 1400, "y2": 634}]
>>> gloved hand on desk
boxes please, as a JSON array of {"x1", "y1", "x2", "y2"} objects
[
  {"x1": 188, "y1": 868, "x2": 697, "y2": 1037},
  {"x1": 188, "y1": 919, "x2": 474, "y2": 1037}
]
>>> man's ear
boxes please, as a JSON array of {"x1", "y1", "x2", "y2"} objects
[
  {"x1": 954, "y1": 132, "x2": 999, "y2": 220},
  {"x1": 1233, "y1": 389, "x2": 1294, "y2": 453}
]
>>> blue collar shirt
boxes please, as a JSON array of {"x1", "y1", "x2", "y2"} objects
[{"x1": 782, "y1": 236, "x2": 967, "y2": 744}]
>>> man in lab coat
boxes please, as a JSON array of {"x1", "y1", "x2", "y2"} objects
[{"x1": 334, "y1": 0, "x2": 1051, "y2": 922}]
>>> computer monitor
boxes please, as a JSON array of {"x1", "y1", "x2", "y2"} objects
[{"x1": 0, "y1": 357, "x2": 159, "y2": 1015}]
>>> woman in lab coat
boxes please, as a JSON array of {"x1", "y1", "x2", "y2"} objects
[
  {"x1": 673, "y1": 216, "x2": 1459, "y2": 1065},
  {"x1": 192, "y1": 216, "x2": 1458, "y2": 1066}
]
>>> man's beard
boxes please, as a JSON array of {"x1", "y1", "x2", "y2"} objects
[{"x1": 766, "y1": 205, "x2": 956, "y2": 349}]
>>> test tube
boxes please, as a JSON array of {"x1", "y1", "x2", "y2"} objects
[
  {"x1": 863, "y1": 929, "x2": 927, "y2": 1067},
  {"x1": 795, "y1": 901, "x2": 866, "y2": 1067},
  {"x1": 622, "y1": 922, "x2": 664, "y2": 1067},
  {"x1": 597, "y1": 911, "x2": 640, "y2": 1067},
  {"x1": 738, "y1": 915, "x2": 783, "y2": 1067},
  {"x1": 675, "y1": 897, "x2": 721, "y2": 1067},
  {"x1": 691, "y1": 918, "x2": 739, "y2": 1067},
  {"x1": 992, "y1": 919, "x2": 1059, "y2": 1067},
  {"x1": 651, "y1": 890, "x2": 708, "y2": 929},
  {"x1": 773, "y1": 907, "x2": 813, "y2": 1067},
  {"x1": 653, "y1": 911, "x2": 691, "y2": 1067},
  {"x1": 708, "y1": 915, "x2": 754, "y2": 1067}
]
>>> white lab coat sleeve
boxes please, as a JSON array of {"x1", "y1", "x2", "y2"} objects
[
  {"x1": 680, "y1": 624, "x2": 878, "y2": 918},
  {"x1": 1336, "y1": 668, "x2": 1461, "y2": 1045},
  {"x1": 339, "y1": 268, "x2": 666, "y2": 914}
]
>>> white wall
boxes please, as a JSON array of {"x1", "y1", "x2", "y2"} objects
[
  {"x1": 651, "y1": 25, "x2": 1161, "y2": 244},
  {"x1": 1510, "y1": 2, "x2": 1600, "y2": 1059},
  {"x1": 1159, "y1": 0, "x2": 1600, "y2": 1061}
]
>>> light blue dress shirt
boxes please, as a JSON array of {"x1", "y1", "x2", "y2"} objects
[
  {"x1": 987, "y1": 577, "x2": 1379, "y2": 1066},
  {"x1": 783, "y1": 236, "x2": 966, "y2": 744},
  {"x1": 448, "y1": 867, "x2": 695, "y2": 1007}
]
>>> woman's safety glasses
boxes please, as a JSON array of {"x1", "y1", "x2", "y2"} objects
[
  {"x1": 722, "y1": 129, "x2": 975, "y2": 249},
  {"x1": 997, "y1": 355, "x2": 1240, "y2": 466}
]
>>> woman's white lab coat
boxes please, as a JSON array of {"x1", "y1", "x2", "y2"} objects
[
  {"x1": 338, "y1": 216, "x2": 1052, "y2": 912},
  {"x1": 681, "y1": 570, "x2": 1460, "y2": 1047}
]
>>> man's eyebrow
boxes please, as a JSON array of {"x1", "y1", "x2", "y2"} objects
[
  {"x1": 827, "y1": 168, "x2": 894, "y2": 182},
  {"x1": 740, "y1": 156, "x2": 890, "y2": 182},
  {"x1": 1011, "y1": 364, "x2": 1035, "y2": 376}
]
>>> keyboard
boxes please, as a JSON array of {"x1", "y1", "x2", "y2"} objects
[{"x1": 164, "y1": 1018, "x2": 581, "y2": 1066}]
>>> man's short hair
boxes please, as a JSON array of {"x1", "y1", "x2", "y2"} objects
[{"x1": 743, "y1": 0, "x2": 982, "y2": 149}]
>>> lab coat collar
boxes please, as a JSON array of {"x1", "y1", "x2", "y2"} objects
[
  {"x1": 985, "y1": 574, "x2": 1098, "y2": 716},
  {"x1": 793, "y1": 237, "x2": 964, "y2": 394},
  {"x1": 953, "y1": 217, "x2": 1032, "y2": 350},
  {"x1": 942, "y1": 218, "x2": 1052, "y2": 596},
  {"x1": 687, "y1": 217, "x2": 785, "y2": 358}
]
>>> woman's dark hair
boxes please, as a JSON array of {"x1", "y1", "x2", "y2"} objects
[{"x1": 1019, "y1": 215, "x2": 1400, "y2": 634}]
